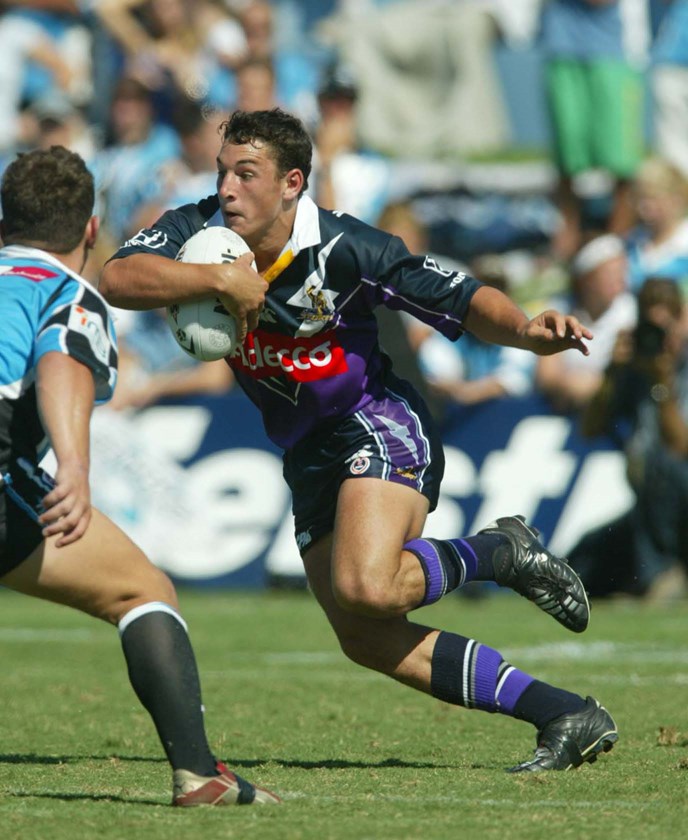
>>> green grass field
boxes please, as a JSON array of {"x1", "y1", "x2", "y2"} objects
[{"x1": 1, "y1": 587, "x2": 687, "y2": 840}]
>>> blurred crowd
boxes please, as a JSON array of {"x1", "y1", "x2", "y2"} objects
[{"x1": 3, "y1": 0, "x2": 688, "y2": 600}]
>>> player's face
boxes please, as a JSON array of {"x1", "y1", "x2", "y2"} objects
[{"x1": 216, "y1": 140, "x2": 290, "y2": 247}]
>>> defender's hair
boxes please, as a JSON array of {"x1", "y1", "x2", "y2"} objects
[
  {"x1": 1, "y1": 146, "x2": 94, "y2": 254},
  {"x1": 220, "y1": 108, "x2": 312, "y2": 193}
]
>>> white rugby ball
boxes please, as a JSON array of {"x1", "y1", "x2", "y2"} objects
[{"x1": 166, "y1": 226, "x2": 253, "y2": 362}]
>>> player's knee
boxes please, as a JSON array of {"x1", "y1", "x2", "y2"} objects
[
  {"x1": 108, "y1": 566, "x2": 178, "y2": 624},
  {"x1": 336, "y1": 628, "x2": 393, "y2": 673},
  {"x1": 332, "y1": 576, "x2": 396, "y2": 618}
]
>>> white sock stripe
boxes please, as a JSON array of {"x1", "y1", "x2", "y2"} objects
[
  {"x1": 495, "y1": 665, "x2": 515, "y2": 700},
  {"x1": 117, "y1": 601, "x2": 188, "y2": 637},
  {"x1": 462, "y1": 639, "x2": 475, "y2": 707}
]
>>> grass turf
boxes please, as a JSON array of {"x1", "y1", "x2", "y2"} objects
[{"x1": 1, "y1": 587, "x2": 687, "y2": 840}]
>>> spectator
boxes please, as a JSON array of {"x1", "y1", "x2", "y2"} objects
[
  {"x1": 0, "y1": 6, "x2": 84, "y2": 156},
  {"x1": 536, "y1": 234, "x2": 637, "y2": 412},
  {"x1": 237, "y1": 0, "x2": 319, "y2": 124},
  {"x1": 316, "y1": 0, "x2": 510, "y2": 158},
  {"x1": 314, "y1": 61, "x2": 390, "y2": 224},
  {"x1": 540, "y1": 0, "x2": 647, "y2": 259},
  {"x1": 96, "y1": 0, "x2": 247, "y2": 117},
  {"x1": 26, "y1": 93, "x2": 97, "y2": 162},
  {"x1": 234, "y1": 56, "x2": 279, "y2": 113},
  {"x1": 93, "y1": 76, "x2": 180, "y2": 245},
  {"x1": 651, "y1": 0, "x2": 688, "y2": 178},
  {"x1": 572, "y1": 276, "x2": 688, "y2": 598},
  {"x1": 626, "y1": 156, "x2": 688, "y2": 293},
  {"x1": 132, "y1": 96, "x2": 222, "y2": 220}
]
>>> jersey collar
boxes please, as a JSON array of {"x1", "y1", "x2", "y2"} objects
[
  {"x1": 207, "y1": 195, "x2": 322, "y2": 285},
  {"x1": 0, "y1": 244, "x2": 111, "y2": 309}
]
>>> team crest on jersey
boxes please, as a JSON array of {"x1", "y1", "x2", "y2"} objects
[{"x1": 286, "y1": 233, "x2": 343, "y2": 337}]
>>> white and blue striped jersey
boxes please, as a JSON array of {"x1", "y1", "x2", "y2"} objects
[{"x1": 0, "y1": 245, "x2": 118, "y2": 473}]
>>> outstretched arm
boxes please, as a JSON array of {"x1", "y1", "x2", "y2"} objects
[
  {"x1": 35, "y1": 351, "x2": 94, "y2": 547},
  {"x1": 463, "y1": 285, "x2": 592, "y2": 356}
]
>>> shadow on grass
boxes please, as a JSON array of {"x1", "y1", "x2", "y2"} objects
[
  {"x1": 0, "y1": 753, "x2": 165, "y2": 765},
  {"x1": 7, "y1": 791, "x2": 163, "y2": 807},
  {"x1": 0, "y1": 753, "x2": 456, "y2": 771}
]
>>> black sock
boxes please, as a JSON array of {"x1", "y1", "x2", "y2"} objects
[
  {"x1": 118, "y1": 604, "x2": 218, "y2": 776},
  {"x1": 461, "y1": 533, "x2": 511, "y2": 581},
  {"x1": 512, "y1": 680, "x2": 588, "y2": 730}
]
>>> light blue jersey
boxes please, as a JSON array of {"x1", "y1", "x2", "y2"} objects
[{"x1": 0, "y1": 245, "x2": 118, "y2": 472}]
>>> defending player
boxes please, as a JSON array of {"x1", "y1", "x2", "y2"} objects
[
  {"x1": 100, "y1": 109, "x2": 619, "y2": 772},
  {"x1": 0, "y1": 146, "x2": 279, "y2": 806}
]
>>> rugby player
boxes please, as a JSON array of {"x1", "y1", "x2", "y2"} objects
[
  {"x1": 0, "y1": 146, "x2": 279, "y2": 805},
  {"x1": 101, "y1": 109, "x2": 619, "y2": 772}
]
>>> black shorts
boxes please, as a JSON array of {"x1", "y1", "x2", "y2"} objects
[
  {"x1": 0, "y1": 459, "x2": 54, "y2": 575},
  {"x1": 283, "y1": 376, "x2": 445, "y2": 555}
]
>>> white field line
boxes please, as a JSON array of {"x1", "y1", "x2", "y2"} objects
[
  {"x1": 0, "y1": 628, "x2": 92, "y2": 642},
  {"x1": 279, "y1": 792, "x2": 662, "y2": 809},
  {"x1": 3, "y1": 632, "x2": 688, "y2": 677}
]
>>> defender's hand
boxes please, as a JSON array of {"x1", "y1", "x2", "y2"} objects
[{"x1": 39, "y1": 460, "x2": 91, "y2": 547}]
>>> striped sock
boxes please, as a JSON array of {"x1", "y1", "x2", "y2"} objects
[
  {"x1": 430, "y1": 630, "x2": 534, "y2": 714},
  {"x1": 405, "y1": 533, "x2": 506, "y2": 606}
]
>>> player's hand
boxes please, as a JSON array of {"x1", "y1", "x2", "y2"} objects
[
  {"x1": 215, "y1": 253, "x2": 268, "y2": 341},
  {"x1": 39, "y1": 460, "x2": 92, "y2": 547},
  {"x1": 521, "y1": 310, "x2": 593, "y2": 356}
]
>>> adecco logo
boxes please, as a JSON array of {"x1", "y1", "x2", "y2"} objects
[{"x1": 232, "y1": 329, "x2": 348, "y2": 383}]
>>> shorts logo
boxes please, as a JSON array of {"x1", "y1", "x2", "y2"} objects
[
  {"x1": 349, "y1": 456, "x2": 370, "y2": 475},
  {"x1": 296, "y1": 529, "x2": 312, "y2": 550},
  {"x1": 394, "y1": 466, "x2": 418, "y2": 481}
]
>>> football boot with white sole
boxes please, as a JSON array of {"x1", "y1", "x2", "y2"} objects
[
  {"x1": 508, "y1": 696, "x2": 618, "y2": 772},
  {"x1": 479, "y1": 515, "x2": 590, "y2": 633}
]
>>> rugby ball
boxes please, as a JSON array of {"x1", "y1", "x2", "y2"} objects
[{"x1": 166, "y1": 226, "x2": 253, "y2": 361}]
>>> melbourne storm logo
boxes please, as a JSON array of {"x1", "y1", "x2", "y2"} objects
[{"x1": 286, "y1": 234, "x2": 342, "y2": 337}]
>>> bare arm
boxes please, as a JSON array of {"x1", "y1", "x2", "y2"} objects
[
  {"x1": 94, "y1": 0, "x2": 153, "y2": 56},
  {"x1": 35, "y1": 351, "x2": 94, "y2": 546},
  {"x1": 463, "y1": 285, "x2": 592, "y2": 356},
  {"x1": 99, "y1": 252, "x2": 268, "y2": 337}
]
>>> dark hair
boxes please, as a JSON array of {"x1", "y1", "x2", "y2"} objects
[
  {"x1": 173, "y1": 96, "x2": 214, "y2": 138},
  {"x1": 1, "y1": 146, "x2": 94, "y2": 253},
  {"x1": 638, "y1": 276, "x2": 683, "y2": 320},
  {"x1": 220, "y1": 108, "x2": 312, "y2": 193}
]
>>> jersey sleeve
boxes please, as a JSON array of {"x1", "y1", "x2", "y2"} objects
[
  {"x1": 109, "y1": 195, "x2": 220, "y2": 261},
  {"x1": 365, "y1": 234, "x2": 483, "y2": 341},
  {"x1": 35, "y1": 279, "x2": 118, "y2": 404}
]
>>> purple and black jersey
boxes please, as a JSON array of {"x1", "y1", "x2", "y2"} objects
[{"x1": 111, "y1": 195, "x2": 482, "y2": 448}]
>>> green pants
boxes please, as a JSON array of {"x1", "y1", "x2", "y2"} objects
[{"x1": 545, "y1": 58, "x2": 644, "y2": 178}]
